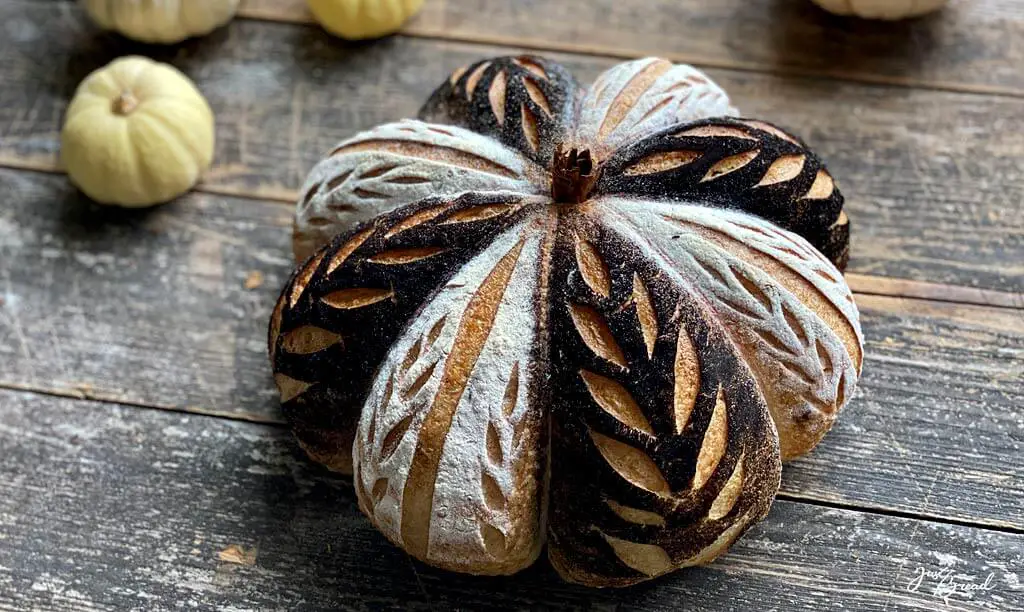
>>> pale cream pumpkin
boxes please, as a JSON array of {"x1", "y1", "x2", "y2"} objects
[
  {"x1": 307, "y1": 0, "x2": 424, "y2": 39},
  {"x1": 810, "y1": 0, "x2": 947, "y2": 19},
  {"x1": 61, "y1": 56, "x2": 214, "y2": 208},
  {"x1": 79, "y1": 0, "x2": 239, "y2": 44}
]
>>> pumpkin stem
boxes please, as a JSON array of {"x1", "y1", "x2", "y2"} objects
[
  {"x1": 112, "y1": 92, "x2": 140, "y2": 116},
  {"x1": 551, "y1": 145, "x2": 600, "y2": 204}
]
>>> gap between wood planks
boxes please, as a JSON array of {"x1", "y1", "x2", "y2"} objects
[
  {"x1": 360, "y1": 30, "x2": 1024, "y2": 101},
  {"x1": 3, "y1": 159, "x2": 1020, "y2": 311},
  {"x1": 36, "y1": 0, "x2": 1024, "y2": 99},
  {"x1": 234, "y1": 6, "x2": 1024, "y2": 100},
  {"x1": 4, "y1": 380, "x2": 1021, "y2": 537}
]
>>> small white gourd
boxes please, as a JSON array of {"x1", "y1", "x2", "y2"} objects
[
  {"x1": 79, "y1": 0, "x2": 240, "y2": 44},
  {"x1": 61, "y1": 56, "x2": 214, "y2": 208},
  {"x1": 307, "y1": 0, "x2": 425, "y2": 39}
]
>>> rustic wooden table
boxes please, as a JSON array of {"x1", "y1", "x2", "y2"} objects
[{"x1": 1, "y1": 1, "x2": 1022, "y2": 610}]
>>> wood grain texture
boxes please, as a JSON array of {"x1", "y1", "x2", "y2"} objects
[
  {"x1": 0, "y1": 388, "x2": 1020, "y2": 611},
  {"x1": 845, "y1": 274, "x2": 1024, "y2": 310},
  {"x1": 237, "y1": 0, "x2": 1024, "y2": 95},
  {"x1": 1, "y1": 168, "x2": 1021, "y2": 529},
  {"x1": 787, "y1": 293, "x2": 1024, "y2": 530},
  {"x1": 2, "y1": 2, "x2": 1023, "y2": 292},
  {"x1": 0, "y1": 0, "x2": 1018, "y2": 606},
  {"x1": 0, "y1": 167, "x2": 292, "y2": 421}
]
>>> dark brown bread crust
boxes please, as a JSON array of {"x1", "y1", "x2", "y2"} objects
[
  {"x1": 419, "y1": 55, "x2": 578, "y2": 167},
  {"x1": 545, "y1": 216, "x2": 781, "y2": 586},
  {"x1": 597, "y1": 117, "x2": 849, "y2": 270}
]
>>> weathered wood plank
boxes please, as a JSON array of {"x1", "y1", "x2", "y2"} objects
[
  {"x1": 2, "y1": 2, "x2": 1023, "y2": 291},
  {"x1": 784, "y1": 293, "x2": 1024, "y2": 530},
  {"x1": 0, "y1": 168, "x2": 292, "y2": 421},
  {"x1": 1, "y1": 168, "x2": 1022, "y2": 529},
  {"x1": 0, "y1": 388, "x2": 1020, "y2": 611},
  {"x1": 236, "y1": 0, "x2": 1024, "y2": 96},
  {"x1": 845, "y1": 274, "x2": 1024, "y2": 310}
]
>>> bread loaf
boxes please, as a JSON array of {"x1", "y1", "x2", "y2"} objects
[{"x1": 270, "y1": 56, "x2": 863, "y2": 586}]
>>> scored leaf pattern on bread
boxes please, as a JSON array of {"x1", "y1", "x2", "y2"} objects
[
  {"x1": 353, "y1": 219, "x2": 554, "y2": 575},
  {"x1": 419, "y1": 55, "x2": 578, "y2": 166},
  {"x1": 576, "y1": 57, "x2": 737, "y2": 159},
  {"x1": 271, "y1": 55, "x2": 863, "y2": 587},
  {"x1": 293, "y1": 119, "x2": 547, "y2": 261},
  {"x1": 272, "y1": 192, "x2": 546, "y2": 473},
  {"x1": 598, "y1": 117, "x2": 849, "y2": 269},
  {"x1": 601, "y1": 199, "x2": 862, "y2": 460},
  {"x1": 545, "y1": 217, "x2": 781, "y2": 586}
]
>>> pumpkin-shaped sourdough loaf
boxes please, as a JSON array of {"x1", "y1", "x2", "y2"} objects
[{"x1": 270, "y1": 56, "x2": 863, "y2": 587}]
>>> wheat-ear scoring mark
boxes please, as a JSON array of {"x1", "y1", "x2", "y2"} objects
[
  {"x1": 692, "y1": 386, "x2": 728, "y2": 490},
  {"x1": 600, "y1": 531, "x2": 673, "y2": 577},
  {"x1": 580, "y1": 369, "x2": 654, "y2": 435},
  {"x1": 281, "y1": 326, "x2": 341, "y2": 354},
  {"x1": 631, "y1": 274, "x2": 658, "y2": 359},
  {"x1": 575, "y1": 237, "x2": 612, "y2": 298},
  {"x1": 569, "y1": 304, "x2": 628, "y2": 369},
  {"x1": 489, "y1": 70, "x2": 508, "y2": 125},
  {"x1": 589, "y1": 429, "x2": 670, "y2": 496},
  {"x1": 465, "y1": 62, "x2": 491, "y2": 99},
  {"x1": 400, "y1": 239, "x2": 527, "y2": 558},
  {"x1": 321, "y1": 287, "x2": 394, "y2": 309},
  {"x1": 701, "y1": 149, "x2": 760, "y2": 182},
  {"x1": 275, "y1": 374, "x2": 313, "y2": 403},
  {"x1": 673, "y1": 322, "x2": 700, "y2": 433},
  {"x1": 380, "y1": 415, "x2": 414, "y2": 462},
  {"x1": 605, "y1": 498, "x2": 666, "y2": 527}
]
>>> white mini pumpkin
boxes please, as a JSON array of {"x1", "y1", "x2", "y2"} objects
[
  {"x1": 307, "y1": 0, "x2": 424, "y2": 40},
  {"x1": 810, "y1": 0, "x2": 947, "y2": 19},
  {"x1": 79, "y1": 0, "x2": 239, "y2": 44},
  {"x1": 61, "y1": 56, "x2": 214, "y2": 207}
]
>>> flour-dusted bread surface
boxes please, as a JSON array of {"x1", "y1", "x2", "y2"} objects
[
  {"x1": 292, "y1": 120, "x2": 546, "y2": 262},
  {"x1": 271, "y1": 56, "x2": 863, "y2": 587}
]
